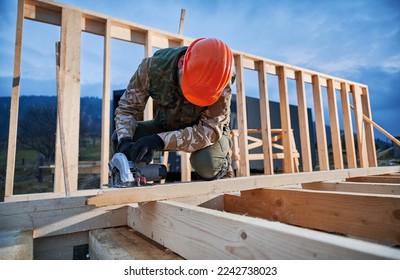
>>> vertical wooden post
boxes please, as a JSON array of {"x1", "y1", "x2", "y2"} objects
[
  {"x1": 276, "y1": 66, "x2": 294, "y2": 173},
  {"x1": 311, "y1": 75, "x2": 329, "y2": 171},
  {"x1": 361, "y1": 87, "x2": 377, "y2": 167},
  {"x1": 54, "y1": 8, "x2": 82, "y2": 194},
  {"x1": 143, "y1": 31, "x2": 153, "y2": 121},
  {"x1": 178, "y1": 9, "x2": 185, "y2": 35},
  {"x1": 295, "y1": 71, "x2": 313, "y2": 172},
  {"x1": 351, "y1": 85, "x2": 369, "y2": 168},
  {"x1": 100, "y1": 19, "x2": 111, "y2": 187},
  {"x1": 340, "y1": 82, "x2": 357, "y2": 168},
  {"x1": 5, "y1": 0, "x2": 25, "y2": 200},
  {"x1": 327, "y1": 79, "x2": 344, "y2": 169},
  {"x1": 234, "y1": 54, "x2": 249, "y2": 177},
  {"x1": 257, "y1": 61, "x2": 273, "y2": 175}
]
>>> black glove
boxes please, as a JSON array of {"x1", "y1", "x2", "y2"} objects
[
  {"x1": 116, "y1": 137, "x2": 135, "y2": 161},
  {"x1": 130, "y1": 135, "x2": 164, "y2": 165}
]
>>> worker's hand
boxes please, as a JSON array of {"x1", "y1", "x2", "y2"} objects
[
  {"x1": 116, "y1": 137, "x2": 136, "y2": 161},
  {"x1": 130, "y1": 135, "x2": 165, "y2": 165}
]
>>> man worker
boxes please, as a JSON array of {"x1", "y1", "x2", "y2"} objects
[{"x1": 113, "y1": 38, "x2": 235, "y2": 180}]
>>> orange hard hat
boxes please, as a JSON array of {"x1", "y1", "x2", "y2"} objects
[{"x1": 181, "y1": 38, "x2": 233, "y2": 107}]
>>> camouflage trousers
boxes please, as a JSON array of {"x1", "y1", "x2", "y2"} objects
[{"x1": 114, "y1": 120, "x2": 232, "y2": 180}]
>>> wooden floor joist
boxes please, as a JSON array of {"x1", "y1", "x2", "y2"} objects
[
  {"x1": 89, "y1": 227, "x2": 183, "y2": 260},
  {"x1": 86, "y1": 166, "x2": 400, "y2": 207},
  {"x1": 127, "y1": 201, "x2": 400, "y2": 259},
  {"x1": 224, "y1": 188, "x2": 400, "y2": 245}
]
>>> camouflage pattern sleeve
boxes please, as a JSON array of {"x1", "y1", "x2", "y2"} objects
[
  {"x1": 114, "y1": 58, "x2": 152, "y2": 140},
  {"x1": 158, "y1": 84, "x2": 232, "y2": 152}
]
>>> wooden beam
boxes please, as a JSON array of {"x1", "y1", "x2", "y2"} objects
[
  {"x1": 86, "y1": 166, "x2": 400, "y2": 207},
  {"x1": 361, "y1": 87, "x2": 377, "y2": 166},
  {"x1": 347, "y1": 176, "x2": 400, "y2": 184},
  {"x1": 127, "y1": 201, "x2": 400, "y2": 259},
  {"x1": 0, "y1": 196, "x2": 127, "y2": 238},
  {"x1": 257, "y1": 61, "x2": 273, "y2": 174},
  {"x1": 327, "y1": 79, "x2": 344, "y2": 169},
  {"x1": 295, "y1": 71, "x2": 313, "y2": 172},
  {"x1": 340, "y1": 82, "x2": 357, "y2": 168},
  {"x1": 5, "y1": 0, "x2": 25, "y2": 200},
  {"x1": 351, "y1": 85, "x2": 369, "y2": 167},
  {"x1": 234, "y1": 54, "x2": 250, "y2": 176},
  {"x1": 54, "y1": 8, "x2": 82, "y2": 194},
  {"x1": 100, "y1": 19, "x2": 111, "y2": 187},
  {"x1": 312, "y1": 75, "x2": 329, "y2": 170},
  {"x1": 276, "y1": 66, "x2": 294, "y2": 173},
  {"x1": 0, "y1": 230, "x2": 33, "y2": 260},
  {"x1": 89, "y1": 226, "x2": 183, "y2": 260},
  {"x1": 302, "y1": 181, "x2": 400, "y2": 195},
  {"x1": 224, "y1": 188, "x2": 400, "y2": 245}
]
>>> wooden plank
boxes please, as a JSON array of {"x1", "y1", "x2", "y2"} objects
[
  {"x1": 276, "y1": 66, "x2": 294, "y2": 173},
  {"x1": 86, "y1": 166, "x2": 400, "y2": 207},
  {"x1": 54, "y1": 8, "x2": 82, "y2": 194},
  {"x1": 127, "y1": 201, "x2": 400, "y2": 259},
  {"x1": 347, "y1": 176, "x2": 400, "y2": 184},
  {"x1": 340, "y1": 82, "x2": 357, "y2": 168},
  {"x1": 0, "y1": 196, "x2": 127, "y2": 238},
  {"x1": 24, "y1": 1, "x2": 61, "y2": 26},
  {"x1": 89, "y1": 226, "x2": 183, "y2": 260},
  {"x1": 312, "y1": 75, "x2": 329, "y2": 170},
  {"x1": 234, "y1": 54, "x2": 250, "y2": 176},
  {"x1": 257, "y1": 61, "x2": 273, "y2": 174},
  {"x1": 0, "y1": 230, "x2": 33, "y2": 260},
  {"x1": 5, "y1": 0, "x2": 25, "y2": 200},
  {"x1": 224, "y1": 188, "x2": 400, "y2": 245},
  {"x1": 302, "y1": 181, "x2": 400, "y2": 195},
  {"x1": 351, "y1": 85, "x2": 369, "y2": 167},
  {"x1": 143, "y1": 31, "x2": 153, "y2": 121},
  {"x1": 100, "y1": 19, "x2": 111, "y2": 187},
  {"x1": 361, "y1": 87, "x2": 377, "y2": 166},
  {"x1": 327, "y1": 79, "x2": 344, "y2": 169},
  {"x1": 295, "y1": 71, "x2": 313, "y2": 172},
  {"x1": 180, "y1": 152, "x2": 191, "y2": 182}
]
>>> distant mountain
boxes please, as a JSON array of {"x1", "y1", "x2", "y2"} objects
[{"x1": 0, "y1": 96, "x2": 105, "y2": 143}]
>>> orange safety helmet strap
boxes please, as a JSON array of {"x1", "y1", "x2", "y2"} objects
[{"x1": 181, "y1": 38, "x2": 233, "y2": 107}]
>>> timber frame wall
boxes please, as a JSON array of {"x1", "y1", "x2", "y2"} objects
[
  {"x1": 2, "y1": 0, "x2": 400, "y2": 260},
  {"x1": 5, "y1": 0, "x2": 381, "y2": 201}
]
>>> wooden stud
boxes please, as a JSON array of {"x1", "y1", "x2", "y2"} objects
[
  {"x1": 295, "y1": 71, "x2": 313, "y2": 172},
  {"x1": 54, "y1": 8, "x2": 82, "y2": 194},
  {"x1": 224, "y1": 188, "x2": 400, "y2": 245},
  {"x1": 143, "y1": 31, "x2": 153, "y2": 121},
  {"x1": 257, "y1": 61, "x2": 273, "y2": 174},
  {"x1": 361, "y1": 87, "x2": 377, "y2": 167},
  {"x1": 5, "y1": 0, "x2": 25, "y2": 200},
  {"x1": 312, "y1": 75, "x2": 329, "y2": 171},
  {"x1": 180, "y1": 152, "x2": 191, "y2": 182},
  {"x1": 234, "y1": 54, "x2": 250, "y2": 176},
  {"x1": 127, "y1": 200, "x2": 400, "y2": 259},
  {"x1": 340, "y1": 82, "x2": 357, "y2": 168},
  {"x1": 351, "y1": 85, "x2": 369, "y2": 168},
  {"x1": 327, "y1": 79, "x2": 344, "y2": 169},
  {"x1": 276, "y1": 66, "x2": 294, "y2": 173},
  {"x1": 100, "y1": 19, "x2": 111, "y2": 187}
]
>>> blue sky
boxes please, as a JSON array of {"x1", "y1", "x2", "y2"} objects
[{"x1": 1, "y1": 0, "x2": 399, "y2": 140}]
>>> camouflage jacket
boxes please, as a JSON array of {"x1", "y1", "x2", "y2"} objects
[{"x1": 115, "y1": 46, "x2": 233, "y2": 152}]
